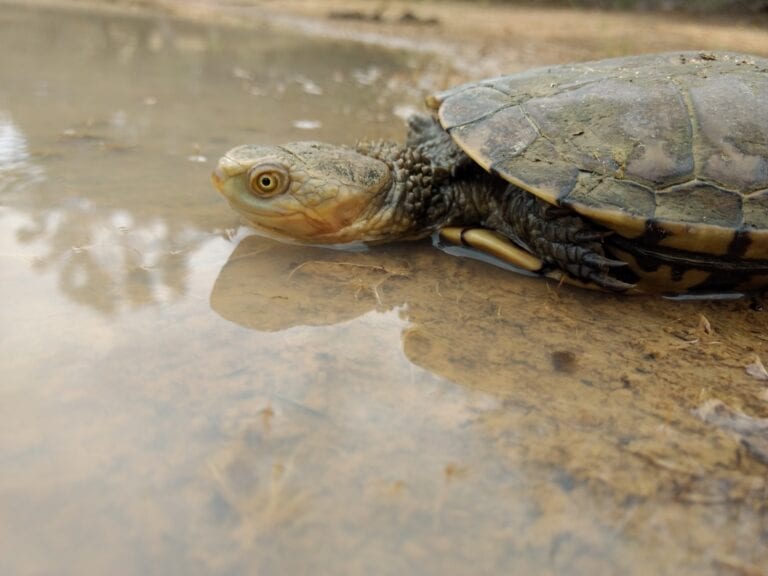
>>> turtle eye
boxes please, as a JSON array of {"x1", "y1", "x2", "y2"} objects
[{"x1": 247, "y1": 164, "x2": 289, "y2": 197}]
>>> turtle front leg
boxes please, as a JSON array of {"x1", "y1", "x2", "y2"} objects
[
  {"x1": 486, "y1": 186, "x2": 635, "y2": 291},
  {"x1": 406, "y1": 114, "x2": 474, "y2": 176}
]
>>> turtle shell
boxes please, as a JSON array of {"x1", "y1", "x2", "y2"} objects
[{"x1": 429, "y1": 51, "x2": 768, "y2": 259}]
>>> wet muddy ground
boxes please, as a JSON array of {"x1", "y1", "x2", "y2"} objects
[
  {"x1": 1, "y1": 1, "x2": 767, "y2": 575},
  {"x1": 77, "y1": 0, "x2": 768, "y2": 78}
]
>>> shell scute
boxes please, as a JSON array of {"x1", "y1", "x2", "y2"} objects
[
  {"x1": 437, "y1": 86, "x2": 513, "y2": 130},
  {"x1": 744, "y1": 191, "x2": 768, "y2": 229},
  {"x1": 565, "y1": 177, "x2": 656, "y2": 221},
  {"x1": 691, "y1": 76, "x2": 768, "y2": 192},
  {"x1": 654, "y1": 183, "x2": 743, "y2": 228},
  {"x1": 490, "y1": 155, "x2": 580, "y2": 201},
  {"x1": 447, "y1": 105, "x2": 538, "y2": 171}
]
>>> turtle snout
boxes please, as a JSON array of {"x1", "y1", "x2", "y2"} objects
[
  {"x1": 212, "y1": 155, "x2": 246, "y2": 194},
  {"x1": 211, "y1": 166, "x2": 226, "y2": 192}
]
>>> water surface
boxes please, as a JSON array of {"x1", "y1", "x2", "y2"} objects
[{"x1": 1, "y1": 4, "x2": 766, "y2": 575}]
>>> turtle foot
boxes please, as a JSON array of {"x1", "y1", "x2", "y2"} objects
[
  {"x1": 543, "y1": 241, "x2": 634, "y2": 292},
  {"x1": 493, "y1": 186, "x2": 637, "y2": 292}
]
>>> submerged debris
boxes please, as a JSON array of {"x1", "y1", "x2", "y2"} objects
[
  {"x1": 694, "y1": 399, "x2": 768, "y2": 465},
  {"x1": 697, "y1": 314, "x2": 712, "y2": 335},
  {"x1": 745, "y1": 355, "x2": 768, "y2": 382}
]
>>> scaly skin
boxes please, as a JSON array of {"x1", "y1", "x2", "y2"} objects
[{"x1": 212, "y1": 115, "x2": 624, "y2": 288}]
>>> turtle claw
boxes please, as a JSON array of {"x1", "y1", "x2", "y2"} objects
[
  {"x1": 549, "y1": 241, "x2": 636, "y2": 291},
  {"x1": 586, "y1": 271, "x2": 636, "y2": 292},
  {"x1": 560, "y1": 256, "x2": 635, "y2": 292},
  {"x1": 582, "y1": 252, "x2": 628, "y2": 268}
]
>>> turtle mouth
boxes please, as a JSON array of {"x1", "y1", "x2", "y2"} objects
[
  {"x1": 211, "y1": 167, "x2": 226, "y2": 192},
  {"x1": 224, "y1": 200, "x2": 333, "y2": 240},
  {"x1": 237, "y1": 218, "x2": 308, "y2": 244}
]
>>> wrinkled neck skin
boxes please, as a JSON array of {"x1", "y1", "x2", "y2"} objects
[{"x1": 355, "y1": 127, "x2": 504, "y2": 243}]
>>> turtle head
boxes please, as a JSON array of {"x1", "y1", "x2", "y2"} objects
[{"x1": 212, "y1": 142, "x2": 402, "y2": 245}]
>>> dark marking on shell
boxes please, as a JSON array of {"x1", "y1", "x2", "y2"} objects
[
  {"x1": 611, "y1": 233, "x2": 768, "y2": 273},
  {"x1": 727, "y1": 230, "x2": 752, "y2": 258},
  {"x1": 671, "y1": 266, "x2": 686, "y2": 282},
  {"x1": 641, "y1": 220, "x2": 671, "y2": 246},
  {"x1": 621, "y1": 246, "x2": 663, "y2": 273}
]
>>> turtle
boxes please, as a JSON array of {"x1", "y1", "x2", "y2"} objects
[{"x1": 212, "y1": 51, "x2": 768, "y2": 294}]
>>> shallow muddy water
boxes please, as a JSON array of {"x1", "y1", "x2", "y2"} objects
[{"x1": 1, "y1": 3, "x2": 767, "y2": 575}]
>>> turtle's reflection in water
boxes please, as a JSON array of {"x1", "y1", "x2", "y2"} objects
[{"x1": 209, "y1": 233, "x2": 768, "y2": 574}]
